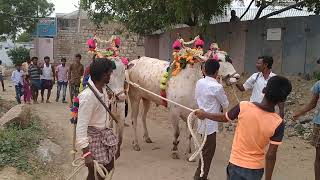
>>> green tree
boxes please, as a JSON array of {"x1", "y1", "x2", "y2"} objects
[
  {"x1": 16, "y1": 32, "x2": 32, "y2": 42},
  {"x1": 7, "y1": 47, "x2": 30, "y2": 66},
  {"x1": 81, "y1": 0, "x2": 232, "y2": 35},
  {"x1": 0, "y1": 0, "x2": 54, "y2": 36},
  {"x1": 0, "y1": 36, "x2": 6, "y2": 42}
]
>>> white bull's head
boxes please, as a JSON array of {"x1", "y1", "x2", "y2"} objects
[
  {"x1": 196, "y1": 50, "x2": 240, "y2": 85},
  {"x1": 108, "y1": 57, "x2": 127, "y2": 101}
]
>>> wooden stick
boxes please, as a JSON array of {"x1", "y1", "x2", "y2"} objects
[
  {"x1": 88, "y1": 83, "x2": 119, "y2": 124},
  {"x1": 72, "y1": 124, "x2": 76, "y2": 160}
]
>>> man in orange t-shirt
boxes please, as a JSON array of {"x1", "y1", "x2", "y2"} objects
[{"x1": 195, "y1": 76, "x2": 292, "y2": 180}]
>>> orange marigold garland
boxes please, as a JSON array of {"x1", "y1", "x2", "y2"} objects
[{"x1": 159, "y1": 35, "x2": 204, "y2": 107}]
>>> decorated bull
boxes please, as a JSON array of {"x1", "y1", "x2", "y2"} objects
[
  {"x1": 126, "y1": 35, "x2": 240, "y2": 159},
  {"x1": 84, "y1": 35, "x2": 127, "y2": 146}
]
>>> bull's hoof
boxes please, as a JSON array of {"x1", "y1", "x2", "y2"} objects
[
  {"x1": 171, "y1": 152, "x2": 180, "y2": 159},
  {"x1": 133, "y1": 144, "x2": 141, "y2": 151},
  {"x1": 145, "y1": 137, "x2": 153, "y2": 143}
]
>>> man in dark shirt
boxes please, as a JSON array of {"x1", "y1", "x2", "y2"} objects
[
  {"x1": 230, "y1": 10, "x2": 240, "y2": 22},
  {"x1": 68, "y1": 54, "x2": 84, "y2": 105}
]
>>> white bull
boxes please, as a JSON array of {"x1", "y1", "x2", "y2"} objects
[{"x1": 127, "y1": 56, "x2": 239, "y2": 158}]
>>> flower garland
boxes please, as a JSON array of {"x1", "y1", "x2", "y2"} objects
[
  {"x1": 160, "y1": 70, "x2": 170, "y2": 107},
  {"x1": 179, "y1": 35, "x2": 200, "y2": 45},
  {"x1": 70, "y1": 96, "x2": 79, "y2": 124},
  {"x1": 171, "y1": 48, "x2": 203, "y2": 76},
  {"x1": 159, "y1": 35, "x2": 204, "y2": 107},
  {"x1": 86, "y1": 35, "x2": 121, "y2": 58}
]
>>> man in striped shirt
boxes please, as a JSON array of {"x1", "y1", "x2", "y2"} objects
[{"x1": 28, "y1": 57, "x2": 42, "y2": 104}]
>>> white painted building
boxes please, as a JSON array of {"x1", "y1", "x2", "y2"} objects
[{"x1": 0, "y1": 40, "x2": 34, "y2": 67}]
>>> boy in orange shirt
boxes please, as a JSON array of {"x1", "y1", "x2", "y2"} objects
[{"x1": 195, "y1": 76, "x2": 292, "y2": 180}]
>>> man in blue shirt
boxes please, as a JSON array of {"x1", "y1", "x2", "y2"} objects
[{"x1": 294, "y1": 81, "x2": 320, "y2": 180}]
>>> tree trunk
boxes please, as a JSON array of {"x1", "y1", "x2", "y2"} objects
[
  {"x1": 185, "y1": 17, "x2": 197, "y2": 26},
  {"x1": 254, "y1": 5, "x2": 266, "y2": 19},
  {"x1": 254, "y1": 0, "x2": 277, "y2": 19},
  {"x1": 260, "y1": 0, "x2": 307, "y2": 19},
  {"x1": 240, "y1": 0, "x2": 255, "y2": 20},
  {"x1": 185, "y1": 13, "x2": 198, "y2": 26}
]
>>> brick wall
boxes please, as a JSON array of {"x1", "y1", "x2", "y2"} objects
[{"x1": 53, "y1": 19, "x2": 145, "y2": 65}]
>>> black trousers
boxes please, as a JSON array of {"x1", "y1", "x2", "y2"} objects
[
  {"x1": 125, "y1": 100, "x2": 128, "y2": 117},
  {"x1": 194, "y1": 132, "x2": 217, "y2": 180}
]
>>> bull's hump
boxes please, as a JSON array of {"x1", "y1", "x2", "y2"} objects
[
  {"x1": 128, "y1": 57, "x2": 169, "y2": 84},
  {"x1": 130, "y1": 57, "x2": 169, "y2": 72}
]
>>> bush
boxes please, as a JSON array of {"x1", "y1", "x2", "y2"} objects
[
  {"x1": 7, "y1": 47, "x2": 30, "y2": 66},
  {"x1": 0, "y1": 116, "x2": 45, "y2": 174},
  {"x1": 314, "y1": 71, "x2": 320, "y2": 80},
  {"x1": 16, "y1": 32, "x2": 32, "y2": 43}
]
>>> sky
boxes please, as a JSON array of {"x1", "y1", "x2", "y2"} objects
[{"x1": 50, "y1": 0, "x2": 79, "y2": 15}]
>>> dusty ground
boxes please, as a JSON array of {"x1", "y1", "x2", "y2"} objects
[{"x1": 0, "y1": 77, "x2": 316, "y2": 180}]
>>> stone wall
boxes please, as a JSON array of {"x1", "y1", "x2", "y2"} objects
[{"x1": 53, "y1": 19, "x2": 145, "y2": 65}]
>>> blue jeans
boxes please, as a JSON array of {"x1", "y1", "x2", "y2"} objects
[
  {"x1": 227, "y1": 163, "x2": 264, "y2": 180},
  {"x1": 15, "y1": 84, "x2": 23, "y2": 104},
  {"x1": 57, "y1": 81, "x2": 68, "y2": 101}
]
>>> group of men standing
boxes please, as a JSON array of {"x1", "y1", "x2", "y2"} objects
[
  {"x1": 10, "y1": 54, "x2": 84, "y2": 105},
  {"x1": 193, "y1": 55, "x2": 319, "y2": 180}
]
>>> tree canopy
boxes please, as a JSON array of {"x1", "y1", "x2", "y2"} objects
[
  {"x1": 7, "y1": 47, "x2": 30, "y2": 66},
  {"x1": 81, "y1": 0, "x2": 232, "y2": 35},
  {"x1": 82, "y1": 0, "x2": 320, "y2": 35},
  {"x1": 16, "y1": 32, "x2": 32, "y2": 42},
  {"x1": 0, "y1": 0, "x2": 54, "y2": 36}
]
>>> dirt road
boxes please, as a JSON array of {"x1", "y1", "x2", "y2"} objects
[{"x1": 0, "y1": 80, "x2": 315, "y2": 180}]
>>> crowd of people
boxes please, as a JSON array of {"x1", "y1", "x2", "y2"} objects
[
  {"x1": 73, "y1": 55, "x2": 319, "y2": 180},
  {"x1": 8, "y1": 54, "x2": 84, "y2": 105},
  {"x1": 1, "y1": 53, "x2": 319, "y2": 180}
]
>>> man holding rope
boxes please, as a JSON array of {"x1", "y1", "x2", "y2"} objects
[
  {"x1": 194, "y1": 59, "x2": 229, "y2": 180},
  {"x1": 294, "y1": 79, "x2": 320, "y2": 180},
  {"x1": 195, "y1": 76, "x2": 292, "y2": 180},
  {"x1": 76, "y1": 58, "x2": 118, "y2": 180},
  {"x1": 235, "y1": 56, "x2": 285, "y2": 118}
]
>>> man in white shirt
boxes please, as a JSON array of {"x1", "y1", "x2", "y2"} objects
[
  {"x1": 76, "y1": 58, "x2": 118, "y2": 180},
  {"x1": 40, "y1": 56, "x2": 55, "y2": 103},
  {"x1": 194, "y1": 59, "x2": 229, "y2": 180},
  {"x1": 11, "y1": 64, "x2": 24, "y2": 104},
  {"x1": 236, "y1": 56, "x2": 284, "y2": 118}
]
